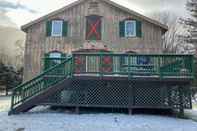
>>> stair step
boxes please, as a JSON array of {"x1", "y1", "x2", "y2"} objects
[{"x1": 9, "y1": 78, "x2": 72, "y2": 115}]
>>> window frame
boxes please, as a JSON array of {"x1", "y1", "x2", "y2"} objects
[
  {"x1": 86, "y1": 15, "x2": 102, "y2": 40},
  {"x1": 48, "y1": 51, "x2": 63, "y2": 64},
  {"x1": 51, "y1": 20, "x2": 63, "y2": 37},
  {"x1": 49, "y1": 52, "x2": 62, "y2": 58},
  {"x1": 125, "y1": 20, "x2": 136, "y2": 37}
]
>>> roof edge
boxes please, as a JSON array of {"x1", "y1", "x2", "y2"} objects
[
  {"x1": 21, "y1": 0, "x2": 168, "y2": 32},
  {"x1": 102, "y1": 0, "x2": 168, "y2": 31},
  {"x1": 21, "y1": 0, "x2": 85, "y2": 31}
]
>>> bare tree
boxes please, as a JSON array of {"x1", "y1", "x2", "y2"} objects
[
  {"x1": 14, "y1": 39, "x2": 25, "y2": 69},
  {"x1": 150, "y1": 9, "x2": 195, "y2": 54},
  {"x1": 150, "y1": 11, "x2": 182, "y2": 53},
  {"x1": 180, "y1": 0, "x2": 197, "y2": 55}
]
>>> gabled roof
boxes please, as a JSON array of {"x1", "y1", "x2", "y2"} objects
[{"x1": 21, "y1": 0, "x2": 168, "y2": 31}]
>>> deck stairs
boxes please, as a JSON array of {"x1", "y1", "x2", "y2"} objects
[
  {"x1": 8, "y1": 54, "x2": 194, "y2": 115},
  {"x1": 8, "y1": 56, "x2": 73, "y2": 115}
]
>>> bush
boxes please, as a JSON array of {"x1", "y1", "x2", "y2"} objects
[{"x1": 0, "y1": 62, "x2": 23, "y2": 95}]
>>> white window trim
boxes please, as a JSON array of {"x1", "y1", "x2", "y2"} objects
[
  {"x1": 49, "y1": 52, "x2": 62, "y2": 58},
  {"x1": 51, "y1": 20, "x2": 63, "y2": 37},
  {"x1": 125, "y1": 20, "x2": 136, "y2": 37}
]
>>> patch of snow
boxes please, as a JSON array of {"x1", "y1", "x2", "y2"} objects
[
  {"x1": 1, "y1": 96, "x2": 197, "y2": 131},
  {"x1": 0, "y1": 96, "x2": 11, "y2": 112},
  {"x1": 0, "y1": 112, "x2": 197, "y2": 131},
  {"x1": 185, "y1": 109, "x2": 197, "y2": 122},
  {"x1": 29, "y1": 106, "x2": 51, "y2": 113}
]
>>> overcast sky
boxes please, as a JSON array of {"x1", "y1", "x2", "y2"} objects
[{"x1": 0, "y1": 0, "x2": 188, "y2": 28}]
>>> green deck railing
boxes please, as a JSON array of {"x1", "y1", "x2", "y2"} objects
[
  {"x1": 10, "y1": 56, "x2": 73, "y2": 110},
  {"x1": 10, "y1": 53, "x2": 195, "y2": 112},
  {"x1": 72, "y1": 53, "x2": 195, "y2": 78}
]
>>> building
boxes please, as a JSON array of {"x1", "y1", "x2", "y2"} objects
[{"x1": 9, "y1": 0, "x2": 194, "y2": 116}]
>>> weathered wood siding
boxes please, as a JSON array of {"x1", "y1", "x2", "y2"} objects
[{"x1": 23, "y1": 0, "x2": 164, "y2": 81}]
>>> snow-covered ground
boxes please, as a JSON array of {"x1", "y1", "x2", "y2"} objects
[
  {"x1": 185, "y1": 109, "x2": 197, "y2": 122},
  {"x1": 0, "y1": 96, "x2": 197, "y2": 131},
  {"x1": 0, "y1": 96, "x2": 10, "y2": 112}
]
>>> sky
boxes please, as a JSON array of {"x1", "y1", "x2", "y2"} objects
[{"x1": 0, "y1": 0, "x2": 188, "y2": 28}]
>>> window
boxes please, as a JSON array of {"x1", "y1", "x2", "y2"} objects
[
  {"x1": 49, "y1": 52, "x2": 62, "y2": 64},
  {"x1": 46, "y1": 20, "x2": 68, "y2": 37},
  {"x1": 125, "y1": 20, "x2": 136, "y2": 37},
  {"x1": 49, "y1": 52, "x2": 62, "y2": 58},
  {"x1": 137, "y1": 56, "x2": 150, "y2": 65},
  {"x1": 86, "y1": 15, "x2": 102, "y2": 40},
  {"x1": 51, "y1": 20, "x2": 63, "y2": 36},
  {"x1": 44, "y1": 52, "x2": 64, "y2": 70},
  {"x1": 119, "y1": 20, "x2": 142, "y2": 38}
]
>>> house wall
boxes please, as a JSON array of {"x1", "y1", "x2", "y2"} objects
[{"x1": 23, "y1": 0, "x2": 164, "y2": 81}]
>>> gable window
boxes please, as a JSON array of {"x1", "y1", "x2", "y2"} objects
[
  {"x1": 46, "y1": 20, "x2": 68, "y2": 37},
  {"x1": 51, "y1": 20, "x2": 63, "y2": 36},
  {"x1": 86, "y1": 15, "x2": 102, "y2": 40},
  {"x1": 125, "y1": 20, "x2": 136, "y2": 37},
  {"x1": 119, "y1": 19, "x2": 142, "y2": 38}
]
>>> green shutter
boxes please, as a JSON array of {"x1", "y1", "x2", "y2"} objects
[
  {"x1": 44, "y1": 53, "x2": 50, "y2": 71},
  {"x1": 61, "y1": 53, "x2": 67, "y2": 58},
  {"x1": 62, "y1": 21, "x2": 68, "y2": 37},
  {"x1": 136, "y1": 20, "x2": 142, "y2": 38},
  {"x1": 119, "y1": 21, "x2": 125, "y2": 37},
  {"x1": 46, "y1": 21, "x2": 52, "y2": 37}
]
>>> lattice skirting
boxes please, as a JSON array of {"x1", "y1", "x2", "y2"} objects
[{"x1": 43, "y1": 79, "x2": 192, "y2": 109}]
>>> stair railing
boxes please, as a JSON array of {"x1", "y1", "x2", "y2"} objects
[{"x1": 10, "y1": 56, "x2": 73, "y2": 110}]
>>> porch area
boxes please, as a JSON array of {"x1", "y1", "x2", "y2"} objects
[
  {"x1": 44, "y1": 52, "x2": 195, "y2": 80},
  {"x1": 42, "y1": 53, "x2": 194, "y2": 114},
  {"x1": 9, "y1": 53, "x2": 195, "y2": 115}
]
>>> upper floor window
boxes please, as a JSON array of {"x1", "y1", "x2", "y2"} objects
[
  {"x1": 119, "y1": 19, "x2": 142, "y2": 38},
  {"x1": 125, "y1": 20, "x2": 136, "y2": 37},
  {"x1": 46, "y1": 20, "x2": 68, "y2": 37},
  {"x1": 51, "y1": 20, "x2": 63, "y2": 36},
  {"x1": 86, "y1": 15, "x2": 102, "y2": 40}
]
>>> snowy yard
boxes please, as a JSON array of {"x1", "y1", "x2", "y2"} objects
[{"x1": 0, "y1": 96, "x2": 197, "y2": 131}]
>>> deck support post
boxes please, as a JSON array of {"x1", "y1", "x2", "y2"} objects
[
  {"x1": 75, "y1": 107, "x2": 80, "y2": 114},
  {"x1": 179, "y1": 107, "x2": 184, "y2": 118},
  {"x1": 179, "y1": 86, "x2": 184, "y2": 118},
  {"x1": 128, "y1": 108, "x2": 133, "y2": 115}
]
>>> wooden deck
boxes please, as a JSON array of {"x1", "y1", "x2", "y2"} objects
[
  {"x1": 73, "y1": 74, "x2": 193, "y2": 82},
  {"x1": 9, "y1": 54, "x2": 195, "y2": 115}
]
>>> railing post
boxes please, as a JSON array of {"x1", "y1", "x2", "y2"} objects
[
  {"x1": 179, "y1": 86, "x2": 184, "y2": 117},
  {"x1": 158, "y1": 56, "x2": 161, "y2": 78},
  {"x1": 192, "y1": 55, "x2": 195, "y2": 79},
  {"x1": 128, "y1": 54, "x2": 131, "y2": 79},
  {"x1": 71, "y1": 55, "x2": 74, "y2": 77},
  {"x1": 99, "y1": 53, "x2": 103, "y2": 78},
  {"x1": 63, "y1": 58, "x2": 66, "y2": 76},
  {"x1": 21, "y1": 88, "x2": 25, "y2": 103},
  {"x1": 10, "y1": 90, "x2": 15, "y2": 111}
]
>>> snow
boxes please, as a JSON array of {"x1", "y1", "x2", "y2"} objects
[
  {"x1": 185, "y1": 109, "x2": 197, "y2": 122},
  {"x1": 0, "y1": 96, "x2": 10, "y2": 112},
  {"x1": 1, "y1": 96, "x2": 197, "y2": 131}
]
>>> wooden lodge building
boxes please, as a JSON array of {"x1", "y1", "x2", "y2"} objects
[{"x1": 9, "y1": 0, "x2": 195, "y2": 115}]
